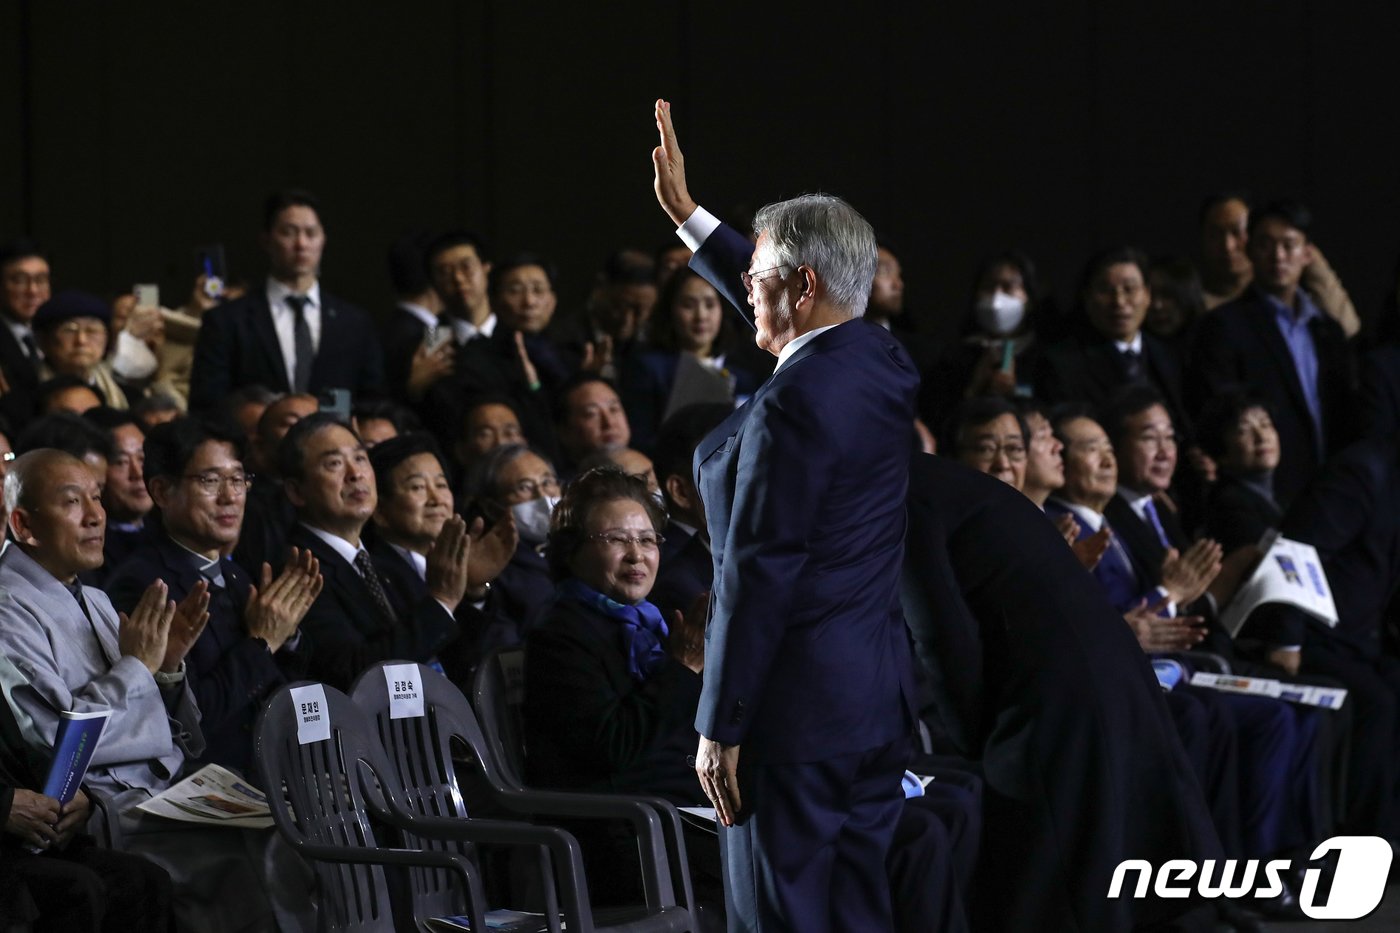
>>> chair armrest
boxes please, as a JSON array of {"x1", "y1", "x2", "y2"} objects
[
  {"x1": 490, "y1": 788, "x2": 675, "y2": 909},
  {"x1": 82, "y1": 785, "x2": 124, "y2": 850}
]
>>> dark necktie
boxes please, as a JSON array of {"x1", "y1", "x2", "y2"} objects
[
  {"x1": 353, "y1": 550, "x2": 397, "y2": 624},
  {"x1": 20, "y1": 332, "x2": 40, "y2": 364},
  {"x1": 1119, "y1": 348, "x2": 1144, "y2": 384},
  {"x1": 1141, "y1": 497, "x2": 1172, "y2": 551},
  {"x1": 285, "y1": 294, "x2": 314, "y2": 392}
]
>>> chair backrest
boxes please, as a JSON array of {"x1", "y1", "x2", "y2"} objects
[
  {"x1": 255, "y1": 680, "x2": 468, "y2": 932},
  {"x1": 471, "y1": 646, "x2": 529, "y2": 788}
]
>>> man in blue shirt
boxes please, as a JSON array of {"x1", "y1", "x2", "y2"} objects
[{"x1": 1188, "y1": 200, "x2": 1356, "y2": 507}]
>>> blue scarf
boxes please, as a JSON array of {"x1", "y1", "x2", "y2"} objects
[{"x1": 558, "y1": 579, "x2": 670, "y2": 681}]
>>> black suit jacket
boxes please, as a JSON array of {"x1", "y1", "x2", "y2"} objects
[
  {"x1": 1187, "y1": 289, "x2": 1356, "y2": 507},
  {"x1": 106, "y1": 532, "x2": 307, "y2": 773},
  {"x1": 382, "y1": 306, "x2": 433, "y2": 403},
  {"x1": 901, "y1": 453, "x2": 1220, "y2": 930},
  {"x1": 1359, "y1": 344, "x2": 1400, "y2": 439},
  {"x1": 188, "y1": 286, "x2": 385, "y2": 412},
  {"x1": 1034, "y1": 327, "x2": 1187, "y2": 426},
  {"x1": 522, "y1": 594, "x2": 703, "y2": 803},
  {"x1": 0, "y1": 320, "x2": 40, "y2": 429},
  {"x1": 291, "y1": 524, "x2": 458, "y2": 690},
  {"x1": 1205, "y1": 474, "x2": 1283, "y2": 555},
  {"x1": 1276, "y1": 436, "x2": 1400, "y2": 658}
]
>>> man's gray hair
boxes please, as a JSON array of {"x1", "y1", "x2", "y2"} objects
[{"x1": 751, "y1": 193, "x2": 877, "y2": 317}]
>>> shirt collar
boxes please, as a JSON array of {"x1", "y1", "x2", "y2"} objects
[
  {"x1": 1260, "y1": 286, "x2": 1321, "y2": 325},
  {"x1": 169, "y1": 535, "x2": 223, "y2": 582},
  {"x1": 266, "y1": 277, "x2": 322, "y2": 309},
  {"x1": 390, "y1": 542, "x2": 428, "y2": 581},
  {"x1": 1112, "y1": 332, "x2": 1144, "y2": 355},
  {"x1": 774, "y1": 322, "x2": 841, "y2": 373},
  {"x1": 1047, "y1": 497, "x2": 1105, "y2": 532},
  {"x1": 301, "y1": 522, "x2": 366, "y2": 567},
  {"x1": 1115, "y1": 486, "x2": 1155, "y2": 523},
  {"x1": 398, "y1": 302, "x2": 439, "y2": 330}
]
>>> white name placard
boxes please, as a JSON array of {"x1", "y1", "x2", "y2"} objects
[
  {"x1": 383, "y1": 664, "x2": 424, "y2": 720},
  {"x1": 290, "y1": 684, "x2": 331, "y2": 745}
]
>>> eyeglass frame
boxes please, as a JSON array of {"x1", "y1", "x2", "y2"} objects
[
  {"x1": 183, "y1": 471, "x2": 254, "y2": 496},
  {"x1": 741, "y1": 264, "x2": 792, "y2": 295},
  {"x1": 585, "y1": 530, "x2": 665, "y2": 552},
  {"x1": 958, "y1": 439, "x2": 1028, "y2": 463}
]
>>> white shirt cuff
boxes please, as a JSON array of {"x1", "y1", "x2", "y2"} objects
[
  {"x1": 676, "y1": 206, "x2": 720, "y2": 253},
  {"x1": 1154, "y1": 586, "x2": 1178, "y2": 618}
]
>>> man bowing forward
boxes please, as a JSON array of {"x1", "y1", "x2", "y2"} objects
[{"x1": 653, "y1": 100, "x2": 919, "y2": 932}]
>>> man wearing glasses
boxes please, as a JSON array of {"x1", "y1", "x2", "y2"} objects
[
  {"x1": 653, "y1": 100, "x2": 919, "y2": 931},
  {"x1": 106, "y1": 416, "x2": 323, "y2": 774},
  {"x1": 949, "y1": 397, "x2": 1029, "y2": 493},
  {"x1": 0, "y1": 240, "x2": 49, "y2": 428}
]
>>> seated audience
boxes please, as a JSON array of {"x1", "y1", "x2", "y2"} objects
[
  {"x1": 82, "y1": 408, "x2": 154, "y2": 580},
  {"x1": 232, "y1": 391, "x2": 318, "y2": 576},
  {"x1": 106, "y1": 417, "x2": 321, "y2": 774},
  {"x1": 34, "y1": 292, "x2": 128, "y2": 410},
  {"x1": 350, "y1": 397, "x2": 417, "y2": 448},
  {"x1": 1034, "y1": 247, "x2": 1187, "y2": 429},
  {"x1": 281, "y1": 412, "x2": 470, "y2": 690},
  {"x1": 1144, "y1": 255, "x2": 1205, "y2": 351},
  {"x1": 578, "y1": 447, "x2": 658, "y2": 497},
  {"x1": 556, "y1": 374, "x2": 631, "y2": 475},
  {"x1": 648, "y1": 403, "x2": 730, "y2": 621},
  {"x1": 381, "y1": 228, "x2": 450, "y2": 404},
  {"x1": 452, "y1": 395, "x2": 525, "y2": 479},
  {"x1": 219, "y1": 384, "x2": 279, "y2": 454},
  {"x1": 550, "y1": 249, "x2": 656, "y2": 381},
  {"x1": 1187, "y1": 199, "x2": 1357, "y2": 508},
  {"x1": 14, "y1": 413, "x2": 111, "y2": 490},
  {"x1": 948, "y1": 397, "x2": 1027, "y2": 492},
  {"x1": 34, "y1": 375, "x2": 104, "y2": 417},
  {"x1": 366, "y1": 433, "x2": 515, "y2": 677},
  {"x1": 462, "y1": 443, "x2": 559, "y2": 649},
  {"x1": 1197, "y1": 389, "x2": 1285, "y2": 553},
  {"x1": 620, "y1": 267, "x2": 758, "y2": 451},
  {"x1": 925, "y1": 250, "x2": 1041, "y2": 422},
  {"x1": 130, "y1": 392, "x2": 182, "y2": 432},
  {"x1": 0, "y1": 239, "x2": 51, "y2": 428},
  {"x1": 0, "y1": 450, "x2": 280, "y2": 930},
  {"x1": 1196, "y1": 191, "x2": 1361, "y2": 336},
  {"x1": 491, "y1": 253, "x2": 574, "y2": 398}
]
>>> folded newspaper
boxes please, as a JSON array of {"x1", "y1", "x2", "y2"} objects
[
  {"x1": 136, "y1": 763, "x2": 273, "y2": 828},
  {"x1": 1218, "y1": 532, "x2": 1339, "y2": 639},
  {"x1": 1190, "y1": 672, "x2": 1347, "y2": 710}
]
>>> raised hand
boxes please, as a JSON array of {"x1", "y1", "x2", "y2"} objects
[
  {"x1": 1160, "y1": 539, "x2": 1223, "y2": 606},
  {"x1": 407, "y1": 340, "x2": 455, "y2": 399},
  {"x1": 1052, "y1": 512, "x2": 1081, "y2": 546},
  {"x1": 669, "y1": 590, "x2": 709, "y2": 674},
  {"x1": 652, "y1": 99, "x2": 698, "y2": 226},
  {"x1": 1123, "y1": 596, "x2": 1207, "y2": 653},
  {"x1": 162, "y1": 579, "x2": 211, "y2": 672},
  {"x1": 426, "y1": 515, "x2": 472, "y2": 612},
  {"x1": 513, "y1": 331, "x2": 541, "y2": 388},
  {"x1": 246, "y1": 547, "x2": 324, "y2": 653},
  {"x1": 118, "y1": 580, "x2": 174, "y2": 674},
  {"x1": 1072, "y1": 526, "x2": 1111, "y2": 571},
  {"x1": 468, "y1": 514, "x2": 515, "y2": 591}
]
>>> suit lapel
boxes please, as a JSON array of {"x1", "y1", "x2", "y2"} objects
[
  {"x1": 1244, "y1": 297, "x2": 1313, "y2": 425},
  {"x1": 310, "y1": 294, "x2": 339, "y2": 387},
  {"x1": 249, "y1": 290, "x2": 290, "y2": 392}
]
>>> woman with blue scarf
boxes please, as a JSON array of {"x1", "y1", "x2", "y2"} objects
[{"x1": 522, "y1": 465, "x2": 706, "y2": 804}]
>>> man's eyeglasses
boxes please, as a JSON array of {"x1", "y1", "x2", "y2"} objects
[
  {"x1": 507, "y1": 476, "x2": 560, "y2": 500},
  {"x1": 184, "y1": 471, "x2": 253, "y2": 496},
  {"x1": 741, "y1": 265, "x2": 790, "y2": 295},
  {"x1": 587, "y1": 531, "x2": 664, "y2": 552},
  {"x1": 960, "y1": 441, "x2": 1027, "y2": 463}
]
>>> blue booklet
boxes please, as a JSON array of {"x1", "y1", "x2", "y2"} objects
[{"x1": 41, "y1": 709, "x2": 112, "y2": 804}]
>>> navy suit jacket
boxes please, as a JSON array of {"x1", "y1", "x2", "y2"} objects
[
  {"x1": 1187, "y1": 288, "x2": 1355, "y2": 507},
  {"x1": 290, "y1": 523, "x2": 458, "y2": 690},
  {"x1": 689, "y1": 222, "x2": 918, "y2": 764},
  {"x1": 106, "y1": 531, "x2": 307, "y2": 773},
  {"x1": 188, "y1": 286, "x2": 385, "y2": 412}
]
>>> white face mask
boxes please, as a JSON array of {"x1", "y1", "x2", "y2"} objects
[
  {"x1": 511, "y1": 495, "x2": 559, "y2": 546},
  {"x1": 974, "y1": 291, "x2": 1026, "y2": 337}
]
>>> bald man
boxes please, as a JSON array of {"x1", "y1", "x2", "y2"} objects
[{"x1": 0, "y1": 450, "x2": 286, "y2": 932}]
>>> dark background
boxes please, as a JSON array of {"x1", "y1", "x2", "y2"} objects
[{"x1": 3, "y1": 1, "x2": 1398, "y2": 340}]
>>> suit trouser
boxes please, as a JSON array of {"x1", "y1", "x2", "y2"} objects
[{"x1": 718, "y1": 736, "x2": 910, "y2": 933}]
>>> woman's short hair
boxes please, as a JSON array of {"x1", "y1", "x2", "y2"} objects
[
  {"x1": 546, "y1": 466, "x2": 665, "y2": 581},
  {"x1": 1196, "y1": 387, "x2": 1275, "y2": 461}
]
